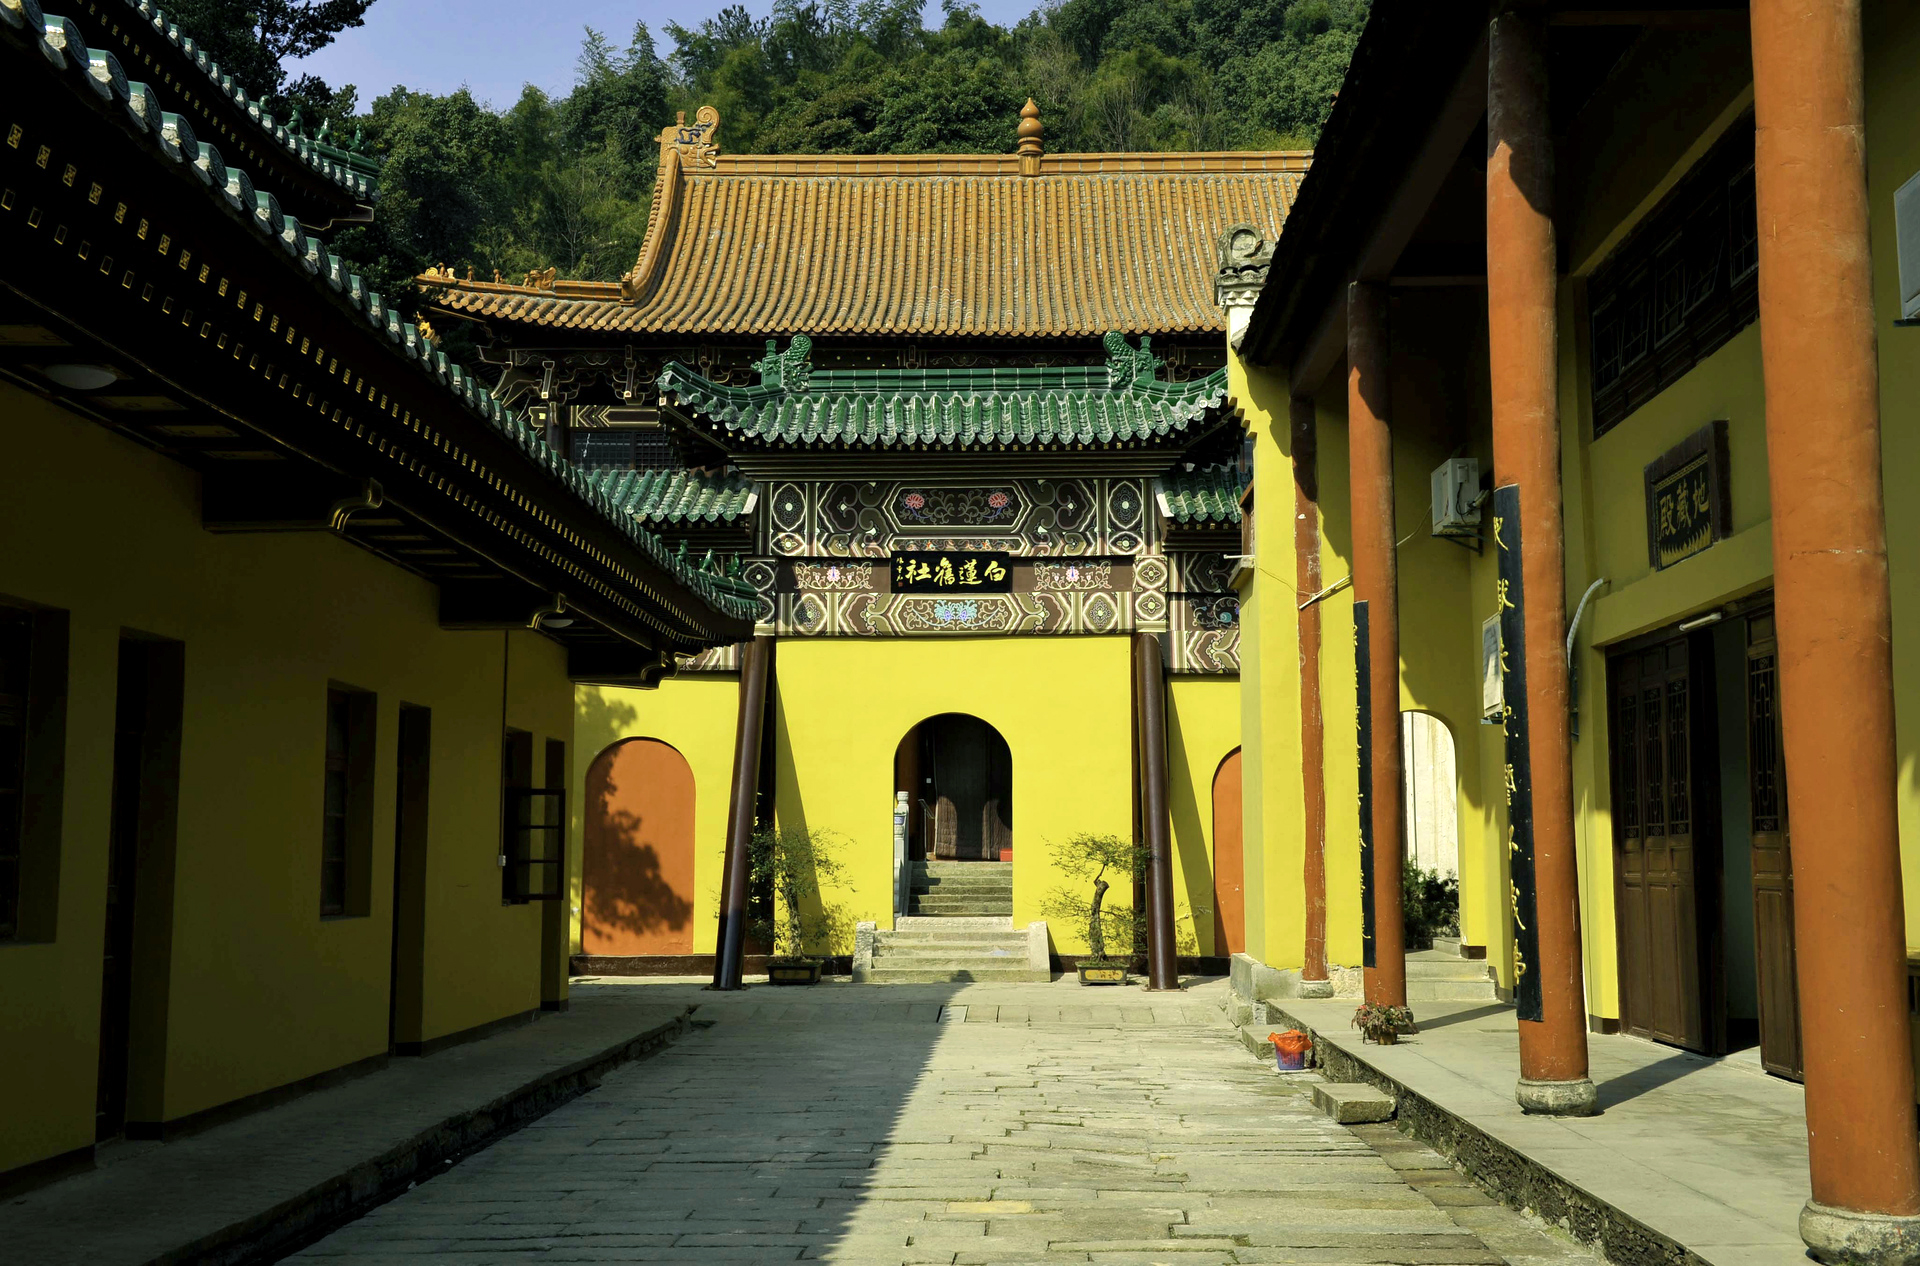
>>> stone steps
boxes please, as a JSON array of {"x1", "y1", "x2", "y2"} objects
[
  {"x1": 909, "y1": 861, "x2": 1014, "y2": 920},
  {"x1": 862, "y1": 964, "x2": 1050, "y2": 984}
]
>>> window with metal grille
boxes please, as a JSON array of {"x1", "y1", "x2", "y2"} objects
[
  {"x1": 0, "y1": 608, "x2": 30, "y2": 938},
  {"x1": 499, "y1": 729, "x2": 563, "y2": 904}
]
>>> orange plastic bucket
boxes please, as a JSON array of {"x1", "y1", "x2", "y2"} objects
[{"x1": 1269, "y1": 1029, "x2": 1312, "y2": 1071}]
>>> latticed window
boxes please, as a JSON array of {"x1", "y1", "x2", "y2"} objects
[{"x1": 0, "y1": 608, "x2": 30, "y2": 939}]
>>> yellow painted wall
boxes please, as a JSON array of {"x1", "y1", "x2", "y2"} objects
[
  {"x1": 0, "y1": 383, "x2": 568, "y2": 1177},
  {"x1": 770, "y1": 635, "x2": 1134, "y2": 956},
  {"x1": 1230, "y1": 355, "x2": 1306, "y2": 967},
  {"x1": 1167, "y1": 675, "x2": 1243, "y2": 958},
  {"x1": 572, "y1": 675, "x2": 741, "y2": 956}
]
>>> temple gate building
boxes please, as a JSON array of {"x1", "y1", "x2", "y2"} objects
[{"x1": 420, "y1": 107, "x2": 1310, "y2": 982}]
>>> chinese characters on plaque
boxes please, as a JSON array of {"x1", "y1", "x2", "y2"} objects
[
  {"x1": 890, "y1": 551, "x2": 1013, "y2": 594},
  {"x1": 1494, "y1": 484, "x2": 1544, "y2": 1024},
  {"x1": 1644, "y1": 421, "x2": 1731, "y2": 570}
]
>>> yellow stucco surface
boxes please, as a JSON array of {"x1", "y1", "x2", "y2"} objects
[
  {"x1": 572, "y1": 676, "x2": 742, "y2": 956},
  {"x1": 1168, "y1": 675, "x2": 1243, "y2": 958},
  {"x1": 0, "y1": 384, "x2": 569, "y2": 1176}
]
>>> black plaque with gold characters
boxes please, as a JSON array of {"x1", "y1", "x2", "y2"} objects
[
  {"x1": 890, "y1": 551, "x2": 1014, "y2": 593},
  {"x1": 1355, "y1": 600, "x2": 1376, "y2": 970},
  {"x1": 1643, "y1": 421, "x2": 1732, "y2": 570},
  {"x1": 1494, "y1": 485, "x2": 1544, "y2": 1023}
]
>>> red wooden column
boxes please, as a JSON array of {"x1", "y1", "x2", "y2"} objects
[
  {"x1": 1750, "y1": 1, "x2": 1920, "y2": 1257},
  {"x1": 1291, "y1": 396, "x2": 1332, "y2": 996},
  {"x1": 711, "y1": 636, "x2": 773, "y2": 991},
  {"x1": 1485, "y1": 8, "x2": 1594, "y2": 1116},
  {"x1": 1347, "y1": 280, "x2": 1405, "y2": 1008}
]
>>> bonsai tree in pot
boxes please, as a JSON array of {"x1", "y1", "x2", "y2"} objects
[
  {"x1": 1039, "y1": 832, "x2": 1149, "y2": 985},
  {"x1": 747, "y1": 824, "x2": 850, "y2": 985}
]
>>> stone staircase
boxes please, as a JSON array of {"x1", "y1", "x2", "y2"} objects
[
  {"x1": 857, "y1": 861, "x2": 1050, "y2": 983},
  {"x1": 908, "y1": 860, "x2": 1013, "y2": 917},
  {"x1": 1405, "y1": 938, "x2": 1500, "y2": 1003}
]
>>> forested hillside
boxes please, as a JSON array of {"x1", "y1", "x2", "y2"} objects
[{"x1": 183, "y1": 0, "x2": 1367, "y2": 322}]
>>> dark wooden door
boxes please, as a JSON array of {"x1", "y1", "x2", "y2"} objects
[
  {"x1": 97, "y1": 640, "x2": 147, "y2": 1140},
  {"x1": 1746, "y1": 611, "x2": 1803, "y2": 1079},
  {"x1": 1610, "y1": 639, "x2": 1708, "y2": 1052}
]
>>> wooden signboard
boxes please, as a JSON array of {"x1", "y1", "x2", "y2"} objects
[
  {"x1": 890, "y1": 551, "x2": 1013, "y2": 593},
  {"x1": 1644, "y1": 421, "x2": 1732, "y2": 570},
  {"x1": 1494, "y1": 485, "x2": 1544, "y2": 1023}
]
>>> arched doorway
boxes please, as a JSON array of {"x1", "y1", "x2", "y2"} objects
[
  {"x1": 1212, "y1": 748, "x2": 1245, "y2": 956},
  {"x1": 581, "y1": 738, "x2": 697, "y2": 956},
  {"x1": 894, "y1": 714, "x2": 1012, "y2": 861},
  {"x1": 1399, "y1": 712, "x2": 1458, "y2": 877}
]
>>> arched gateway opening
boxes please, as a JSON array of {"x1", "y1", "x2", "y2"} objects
[{"x1": 894, "y1": 714, "x2": 1013, "y2": 862}]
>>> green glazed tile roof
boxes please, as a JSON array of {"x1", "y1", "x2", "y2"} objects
[
  {"x1": 587, "y1": 468, "x2": 758, "y2": 524},
  {"x1": 1158, "y1": 465, "x2": 1248, "y2": 525},
  {"x1": 657, "y1": 333, "x2": 1230, "y2": 449}
]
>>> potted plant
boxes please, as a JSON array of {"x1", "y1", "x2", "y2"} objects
[
  {"x1": 1352, "y1": 1002, "x2": 1416, "y2": 1044},
  {"x1": 747, "y1": 824, "x2": 850, "y2": 985},
  {"x1": 1402, "y1": 861, "x2": 1461, "y2": 953},
  {"x1": 1040, "y1": 833, "x2": 1149, "y2": 985}
]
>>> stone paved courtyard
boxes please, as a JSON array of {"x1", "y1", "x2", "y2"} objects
[{"x1": 289, "y1": 978, "x2": 1606, "y2": 1264}]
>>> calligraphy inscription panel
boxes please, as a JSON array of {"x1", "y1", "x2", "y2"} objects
[
  {"x1": 1644, "y1": 421, "x2": 1731, "y2": 571},
  {"x1": 891, "y1": 551, "x2": 1013, "y2": 593}
]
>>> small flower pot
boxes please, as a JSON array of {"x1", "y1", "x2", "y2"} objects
[
  {"x1": 769, "y1": 960, "x2": 823, "y2": 986},
  {"x1": 1078, "y1": 963, "x2": 1127, "y2": 985}
]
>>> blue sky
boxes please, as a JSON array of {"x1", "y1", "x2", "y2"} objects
[{"x1": 289, "y1": 0, "x2": 1044, "y2": 109}]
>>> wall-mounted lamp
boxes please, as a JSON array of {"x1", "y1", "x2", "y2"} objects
[
  {"x1": 42, "y1": 363, "x2": 119, "y2": 391},
  {"x1": 1678, "y1": 610, "x2": 1725, "y2": 632},
  {"x1": 530, "y1": 596, "x2": 574, "y2": 630}
]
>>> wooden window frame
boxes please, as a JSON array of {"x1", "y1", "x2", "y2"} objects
[
  {"x1": 320, "y1": 686, "x2": 376, "y2": 919},
  {"x1": 0, "y1": 600, "x2": 69, "y2": 944}
]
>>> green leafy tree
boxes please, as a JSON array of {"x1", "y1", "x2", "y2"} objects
[
  {"x1": 160, "y1": 0, "x2": 375, "y2": 112},
  {"x1": 747, "y1": 824, "x2": 854, "y2": 960}
]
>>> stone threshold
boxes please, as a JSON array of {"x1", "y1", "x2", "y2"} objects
[
  {"x1": 1259, "y1": 995, "x2": 1812, "y2": 1266},
  {"x1": 0, "y1": 996, "x2": 695, "y2": 1266}
]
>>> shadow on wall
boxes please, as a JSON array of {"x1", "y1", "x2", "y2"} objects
[{"x1": 583, "y1": 738, "x2": 698, "y2": 955}]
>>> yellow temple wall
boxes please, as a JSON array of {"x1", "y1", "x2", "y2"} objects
[
  {"x1": 0, "y1": 384, "x2": 568, "y2": 1181},
  {"x1": 572, "y1": 675, "x2": 742, "y2": 956},
  {"x1": 1231, "y1": 354, "x2": 1307, "y2": 967},
  {"x1": 1167, "y1": 674, "x2": 1243, "y2": 959},
  {"x1": 771, "y1": 634, "x2": 1138, "y2": 955}
]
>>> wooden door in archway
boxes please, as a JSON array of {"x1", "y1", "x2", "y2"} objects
[
  {"x1": 1212, "y1": 749, "x2": 1245, "y2": 956},
  {"x1": 582, "y1": 738, "x2": 697, "y2": 956}
]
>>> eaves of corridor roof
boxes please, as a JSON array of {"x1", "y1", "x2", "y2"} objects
[{"x1": 0, "y1": 0, "x2": 759, "y2": 644}]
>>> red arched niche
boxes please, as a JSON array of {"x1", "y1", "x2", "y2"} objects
[
  {"x1": 582, "y1": 738, "x2": 697, "y2": 956},
  {"x1": 1212, "y1": 748, "x2": 1245, "y2": 957}
]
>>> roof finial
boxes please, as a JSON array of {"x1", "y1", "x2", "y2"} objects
[{"x1": 1017, "y1": 98, "x2": 1043, "y2": 177}]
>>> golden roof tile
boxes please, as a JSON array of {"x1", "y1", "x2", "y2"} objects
[{"x1": 419, "y1": 106, "x2": 1309, "y2": 341}]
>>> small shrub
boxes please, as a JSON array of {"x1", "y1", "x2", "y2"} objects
[
  {"x1": 746, "y1": 824, "x2": 851, "y2": 962},
  {"x1": 1039, "y1": 832, "x2": 1149, "y2": 964},
  {"x1": 1402, "y1": 861, "x2": 1459, "y2": 948}
]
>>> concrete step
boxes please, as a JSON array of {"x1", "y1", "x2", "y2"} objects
[
  {"x1": 910, "y1": 883, "x2": 1013, "y2": 896},
  {"x1": 871, "y1": 946, "x2": 1031, "y2": 963},
  {"x1": 913, "y1": 861, "x2": 1012, "y2": 873},
  {"x1": 1405, "y1": 960, "x2": 1495, "y2": 982},
  {"x1": 879, "y1": 930, "x2": 1030, "y2": 945},
  {"x1": 894, "y1": 916, "x2": 1012, "y2": 932},
  {"x1": 912, "y1": 898, "x2": 1013, "y2": 911},
  {"x1": 1406, "y1": 979, "x2": 1501, "y2": 1002},
  {"x1": 1311, "y1": 1081, "x2": 1396, "y2": 1124},
  {"x1": 866, "y1": 965, "x2": 1051, "y2": 984}
]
